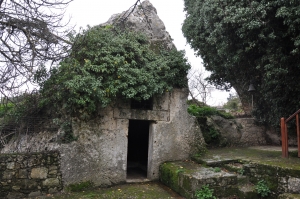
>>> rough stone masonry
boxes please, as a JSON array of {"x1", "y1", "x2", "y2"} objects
[{"x1": 0, "y1": 151, "x2": 62, "y2": 199}]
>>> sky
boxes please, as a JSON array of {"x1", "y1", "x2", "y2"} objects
[{"x1": 65, "y1": 0, "x2": 232, "y2": 106}]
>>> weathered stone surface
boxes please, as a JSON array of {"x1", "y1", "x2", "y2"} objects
[
  {"x1": 15, "y1": 179, "x2": 38, "y2": 189},
  {"x1": 49, "y1": 169, "x2": 57, "y2": 175},
  {"x1": 160, "y1": 161, "x2": 239, "y2": 199},
  {"x1": 43, "y1": 178, "x2": 60, "y2": 187},
  {"x1": 113, "y1": 109, "x2": 169, "y2": 121},
  {"x1": 49, "y1": 166, "x2": 58, "y2": 171},
  {"x1": 49, "y1": 187, "x2": 58, "y2": 194},
  {"x1": 6, "y1": 162, "x2": 15, "y2": 170},
  {"x1": 102, "y1": 0, "x2": 175, "y2": 50},
  {"x1": 3, "y1": 171, "x2": 15, "y2": 180},
  {"x1": 28, "y1": 191, "x2": 42, "y2": 197},
  {"x1": 288, "y1": 177, "x2": 300, "y2": 193},
  {"x1": 31, "y1": 167, "x2": 48, "y2": 179},
  {"x1": 7, "y1": 192, "x2": 25, "y2": 199},
  {"x1": 208, "y1": 116, "x2": 267, "y2": 146},
  {"x1": 0, "y1": 151, "x2": 62, "y2": 198},
  {"x1": 12, "y1": 185, "x2": 20, "y2": 191},
  {"x1": 17, "y1": 169, "x2": 28, "y2": 179}
]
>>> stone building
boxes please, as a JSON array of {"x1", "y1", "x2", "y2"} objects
[
  {"x1": 1, "y1": 0, "x2": 205, "y2": 187},
  {"x1": 1, "y1": 89, "x2": 204, "y2": 187}
]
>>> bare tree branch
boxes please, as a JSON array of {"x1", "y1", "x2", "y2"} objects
[
  {"x1": 0, "y1": 0, "x2": 73, "y2": 97},
  {"x1": 188, "y1": 70, "x2": 214, "y2": 105}
]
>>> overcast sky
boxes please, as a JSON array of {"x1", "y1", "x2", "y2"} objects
[{"x1": 66, "y1": 0, "x2": 231, "y2": 106}]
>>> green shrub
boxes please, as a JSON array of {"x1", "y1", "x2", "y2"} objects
[
  {"x1": 188, "y1": 105, "x2": 217, "y2": 118},
  {"x1": 238, "y1": 168, "x2": 245, "y2": 175},
  {"x1": 195, "y1": 185, "x2": 216, "y2": 199},
  {"x1": 188, "y1": 104, "x2": 234, "y2": 119},
  {"x1": 188, "y1": 104, "x2": 234, "y2": 147},
  {"x1": 255, "y1": 180, "x2": 271, "y2": 197},
  {"x1": 0, "y1": 102, "x2": 14, "y2": 117},
  {"x1": 213, "y1": 167, "x2": 221, "y2": 172},
  {"x1": 37, "y1": 27, "x2": 190, "y2": 120}
]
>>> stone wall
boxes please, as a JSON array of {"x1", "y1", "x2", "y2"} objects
[
  {"x1": 244, "y1": 162, "x2": 300, "y2": 195},
  {"x1": 208, "y1": 116, "x2": 267, "y2": 146},
  {"x1": 0, "y1": 151, "x2": 62, "y2": 199}
]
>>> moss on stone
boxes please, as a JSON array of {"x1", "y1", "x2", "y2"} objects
[
  {"x1": 65, "y1": 181, "x2": 93, "y2": 192},
  {"x1": 159, "y1": 162, "x2": 182, "y2": 193}
]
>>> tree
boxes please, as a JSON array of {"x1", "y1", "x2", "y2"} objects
[
  {"x1": 188, "y1": 70, "x2": 214, "y2": 105},
  {"x1": 182, "y1": 0, "x2": 300, "y2": 127},
  {"x1": 0, "y1": 0, "x2": 73, "y2": 97}
]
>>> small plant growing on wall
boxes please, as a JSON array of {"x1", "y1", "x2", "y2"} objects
[
  {"x1": 195, "y1": 185, "x2": 216, "y2": 199},
  {"x1": 255, "y1": 180, "x2": 271, "y2": 197},
  {"x1": 213, "y1": 167, "x2": 221, "y2": 172},
  {"x1": 237, "y1": 168, "x2": 245, "y2": 175}
]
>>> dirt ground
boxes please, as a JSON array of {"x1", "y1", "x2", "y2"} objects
[{"x1": 32, "y1": 181, "x2": 185, "y2": 199}]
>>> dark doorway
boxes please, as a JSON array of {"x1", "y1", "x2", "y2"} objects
[{"x1": 127, "y1": 120, "x2": 150, "y2": 180}]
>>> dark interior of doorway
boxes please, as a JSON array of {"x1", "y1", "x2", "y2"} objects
[{"x1": 127, "y1": 120, "x2": 150, "y2": 180}]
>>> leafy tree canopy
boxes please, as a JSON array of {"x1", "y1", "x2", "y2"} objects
[
  {"x1": 182, "y1": 0, "x2": 300, "y2": 126},
  {"x1": 37, "y1": 26, "x2": 190, "y2": 119}
]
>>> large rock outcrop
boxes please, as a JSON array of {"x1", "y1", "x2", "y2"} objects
[{"x1": 101, "y1": 0, "x2": 175, "y2": 50}]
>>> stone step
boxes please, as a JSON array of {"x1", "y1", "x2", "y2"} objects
[
  {"x1": 192, "y1": 155, "x2": 238, "y2": 167},
  {"x1": 159, "y1": 161, "x2": 258, "y2": 199},
  {"x1": 278, "y1": 193, "x2": 300, "y2": 199}
]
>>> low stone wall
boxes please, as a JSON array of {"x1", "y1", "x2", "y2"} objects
[
  {"x1": 244, "y1": 163, "x2": 300, "y2": 194},
  {"x1": 0, "y1": 151, "x2": 62, "y2": 199}
]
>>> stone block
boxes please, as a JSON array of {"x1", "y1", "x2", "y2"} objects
[
  {"x1": 43, "y1": 178, "x2": 60, "y2": 187},
  {"x1": 12, "y1": 185, "x2": 20, "y2": 191},
  {"x1": 2, "y1": 171, "x2": 15, "y2": 180},
  {"x1": 15, "y1": 179, "x2": 38, "y2": 189},
  {"x1": 49, "y1": 169, "x2": 57, "y2": 175},
  {"x1": 31, "y1": 167, "x2": 48, "y2": 179},
  {"x1": 0, "y1": 155, "x2": 7, "y2": 163},
  {"x1": 49, "y1": 166, "x2": 58, "y2": 171},
  {"x1": 28, "y1": 157, "x2": 40, "y2": 167},
  {"x1": 17, "y1": 169, "x2": 28, "y2": 179},
  {"x1": 288, "y1": 177, "x2": 300, "y2": 193},
  {"x1": 7, "y1": 192, "x2": 25, "y2": 199},
  {"x1": 28, "y1": 191, "x2": 42, "y2": 197},
  {"x1": 6, "y1": 162, "x2": 15, "y2": 170},
  {"x1": 49, "y1": 187, "x2": 58, "y2": 193}
]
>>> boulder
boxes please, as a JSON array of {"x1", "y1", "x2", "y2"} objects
[{"x1": 101, "y1": 0, "x2": 175, "y2": 50}]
